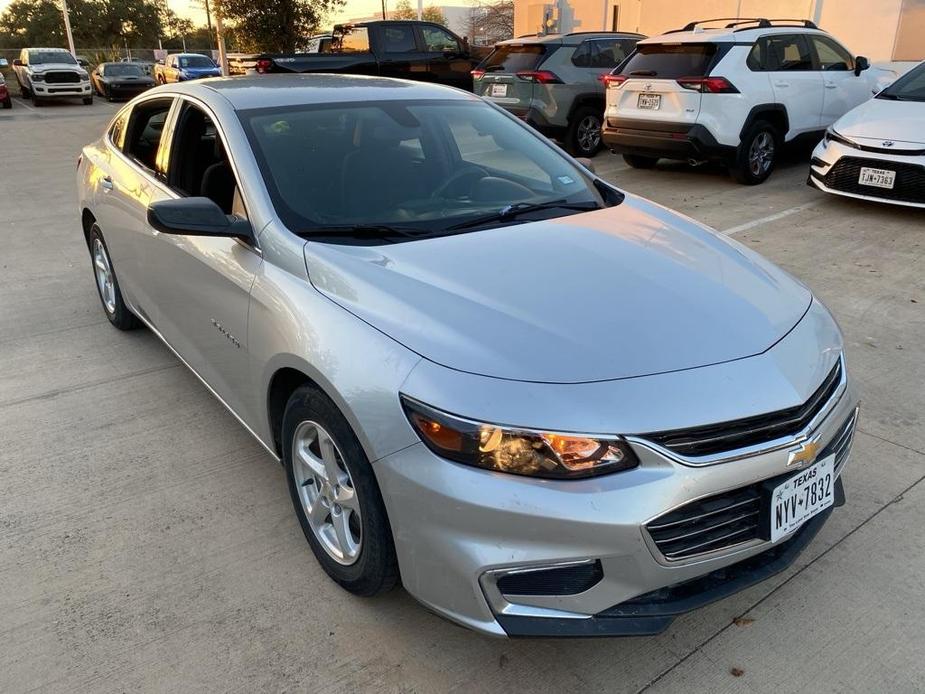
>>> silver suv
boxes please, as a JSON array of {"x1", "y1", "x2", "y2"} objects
[{"x1": 473, "y1": 32, "x2": 644, "y2": 157}]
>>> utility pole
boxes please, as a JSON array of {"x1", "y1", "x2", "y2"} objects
[
  {"x1": 60, "y1": 0, "x2": 76, "y2": 56},
  {"x1": 417, "y1": 0, "x2": 423, "y2": 20},
  {"x1": 214, "y1": 0, "x2": 228, "y2": 76},
  {"x1": 381, "y1": 0, "x2": 387, "y2": 20}
]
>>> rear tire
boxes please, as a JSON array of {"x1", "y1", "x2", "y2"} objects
[
  {"x1": 283, "y1": 384, "x2": 399, "y2": 597},
  {"x1": 730, "y1": 120, "x2": 779, "y2": 185},
  {"x1": 565, "y1": 106, "x2": 603, "y2": 157},
  {"x1": 88, "y1": 225, "x2": 141, "y2": 331},
  {"x1": 2, "y1": 96, "x2": 11, "y2": 109},
  {"x1": 623, "y1": 154, "x2": 658, "y2": 169}
]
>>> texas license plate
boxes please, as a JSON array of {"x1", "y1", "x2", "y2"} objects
[
  {"x1": 858, "y1": 167, "x2": 896, "y2": 189},
  {"x1": 490, "y1": 84, "x2": 508, "y2": 97},
  {"x1": 637, "y1": 93, "x2": 661, "y2": 110},
  {"x1": 769, "y1": 455, "x2": 835, "y2": 542}
]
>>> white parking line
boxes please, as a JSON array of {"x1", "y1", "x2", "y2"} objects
[
  {"x1": 11, "y1": 96, "x2": 37, "y2": 113},
  {"x1": 722, "y1": 199, "x2": 825, "y2": 236}
]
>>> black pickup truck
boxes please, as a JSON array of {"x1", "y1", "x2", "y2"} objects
[{"x1": 229, "y1": 20, "x2": 487, "y2": 92}]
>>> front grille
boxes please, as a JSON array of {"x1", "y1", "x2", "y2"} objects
[
  {"x1": 44, "y1": 71, "x2": 81, "y2": 84},
  {"x1": 641, "y1": 360, "x2": 842, "y2": 457},
  {"x1": 646, "y1": 410, "x2": 856, "y2": 561},
  {"x1": 824, "y1": 156, "x2": 925, "y2": 204}
]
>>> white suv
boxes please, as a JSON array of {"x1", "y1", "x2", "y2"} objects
[{"x1": 601, "y1": 18, "x2": 877, "y2": 184}]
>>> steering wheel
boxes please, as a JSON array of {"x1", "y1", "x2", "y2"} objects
[{"x1": 431, "y1": 165, "x2": 489, "y2": 200}]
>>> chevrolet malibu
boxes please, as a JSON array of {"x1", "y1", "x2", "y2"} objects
[{"x1": 76, "y1": 75, "x2": 858, "y2": 637}]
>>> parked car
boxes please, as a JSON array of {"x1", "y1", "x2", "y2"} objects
[
  {"x1": 601, "y1": 18, "x2": 878, "y2": 183},
  {"x1": 229, "y1": 34, "x2": 335, "y2": 75},
  {"x1": 12, "y1": 47, "x2": 93, "y2": 105},
  {"x1": 120, "y1": 56, "x2": 155, "y2": 75},
  {"x1": 91, "y1": 62, "x2": 156, "y2": 101},
  {"x1": 809, "y1": 59, "x2": 925, "y2": 208},
  {"x1": 0, "y1": 72, "x2": 12, "y2": 109},
  {"x1": 473, "y1": 32, "x2": 644, "y2": 157},
  {"x1": 154, "y1": 53, "x2": 221, "y2": 84},
  {"x1": 77, "y1": 75, "x2": 857, "y2": 638},
  {"x1": 234, "y1": 21, "x2": 479, "y2": 91}
]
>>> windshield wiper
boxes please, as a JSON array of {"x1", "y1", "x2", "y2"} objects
[
  {"x1": 446, "y1": 200, "x2": 602, "y2": 231},
  {"x1": 299, "y1": 224, "x2": 429, "y2": 241}
]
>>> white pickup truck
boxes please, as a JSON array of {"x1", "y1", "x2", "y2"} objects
[{"x1": 12, "y1": 47, "x2": 92, "y2": 106}]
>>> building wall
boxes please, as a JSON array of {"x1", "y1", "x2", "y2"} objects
[{"x1": 514, "y1": 0, "x2": 916, "y2": 62}]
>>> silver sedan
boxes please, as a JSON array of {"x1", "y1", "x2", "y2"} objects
[{"x1": 76, "y1": 75, "x2": 859, "y2": 637}]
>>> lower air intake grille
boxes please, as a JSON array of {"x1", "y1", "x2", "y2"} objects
[
  {"x1": 824, "y1": 156, "x2": 925, "y2": 204},
  {"x1": 497, "y1": 560, "x2": 604, "y2": 596},
  {"x1": 646, "y1": 410, "x2": 857, "y2": 561}
]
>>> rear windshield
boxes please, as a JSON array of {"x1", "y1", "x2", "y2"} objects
[
  {"x1": 617, "y1": 43, "x2": 718, "y2": 78},
  {"x1": 482, "y1": 45, "x2": 548, "y2": 73}
]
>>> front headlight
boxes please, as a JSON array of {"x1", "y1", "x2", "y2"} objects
[
  {"x1": 32, "y1": 72, "x2": 45, "y2": 82},
  {"x1": 401, "y1": 396, "x2": 639, "y2": 479}
]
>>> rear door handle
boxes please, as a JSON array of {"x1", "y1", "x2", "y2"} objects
[
  {"x1": 101, "y1": 176, "x2": 113, "y2": 191},
  {"x1": 774, "y1": 81, "x2": 790, "y2": 88}
]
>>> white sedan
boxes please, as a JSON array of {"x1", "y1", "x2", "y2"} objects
[{"x1": 810, "y1": 60, "x2": 925, "y2": 208}]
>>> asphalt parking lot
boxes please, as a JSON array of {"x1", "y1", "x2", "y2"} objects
[{"x1": 1, "y1": 93, "x2": 924, "y2": 693}]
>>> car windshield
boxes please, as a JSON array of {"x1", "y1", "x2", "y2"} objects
[
  {"x1": 29, "y1": 51, "x2": 76, "y2": 65},
  {"x1": 239, "y1": 99, "x2": 610, "y2": 239},
  {"x1": 104, "y1": 64, "x2": 144, "y2": 76},
  {"x1": 179, "y1": 55, "x2": 214, "y2": 68},
  {"x1": 878, "y1": 62, "x2": 925, "y2": 102},
  {"x1": 617, "y1": 42, "x2": 718, "y2": 77}
]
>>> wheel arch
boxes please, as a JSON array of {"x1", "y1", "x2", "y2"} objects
[
  {"x1": 567, "y1": 93, "x2": 605, "y2": 123},
  {"x1": 740, "y1": 104, "x2": 789, "y2": 141},
  {"x1": 81, "y1": 208, "x2": 97, "y2": 250}
]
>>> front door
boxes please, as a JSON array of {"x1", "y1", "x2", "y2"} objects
[
  {"x1": 417, "y1": 24, "x2": 473, "y2": 90},
  {"x1": 809, "y1": 35, "x2": 873, "y2": 127},
  {"x1": 761, "y1": 34, "x2": 824, "y2": 137}
]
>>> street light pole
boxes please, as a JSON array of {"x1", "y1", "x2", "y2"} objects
[
  {"x1": 214, "y1": 0, "x2": 228, "y2": 76},
  {"x1": 60, "y1": 0, "x2": 76, "y2": 57}
]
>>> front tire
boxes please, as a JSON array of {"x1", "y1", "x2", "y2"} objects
[
  {"x1": 283, "y1": 385, "x2": 399, "y2": 597},
  {"x1": 32, "y1": 93, "x2": 43, "y2": 107},
  {"x1": 83, "y1": 96, "x2": 93, "y2": 105},
  {"x1": 623, "y1": 154, "x2": 658, "y2": 169},
  {"x1": 89, "y1": 225, "x2": 140, "y2": 330},
  {"x1": 1, "y1": 96, "x2": 11, "y2": 110},
  {"x1": 730, "y1": 120, "x2": 779, "y2": 185},
  {"x1": 565, "y1": 106, "x2": 603, "y2": 157}
]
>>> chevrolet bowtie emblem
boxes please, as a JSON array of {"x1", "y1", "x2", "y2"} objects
[{"x1": 787, "y1": 437, "x2": 820, "y2": 468}]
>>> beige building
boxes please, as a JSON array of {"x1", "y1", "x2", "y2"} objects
[{"x1": 514, "y1": 0, "x2": 925, "y2": 61}]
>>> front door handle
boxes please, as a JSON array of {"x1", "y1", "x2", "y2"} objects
[
  {"x1": 101, "y1": 176, "x2": 113, "y2": 191},
  {"x1": 774, "y1": 81, "x2": 790, "y2": 88},
  {"x1": 825, "y1": 82, "x2": 837, "y2": 89}
]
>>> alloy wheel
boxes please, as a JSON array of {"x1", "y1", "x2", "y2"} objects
[
  {"x1": 748, "y1": 131, "x2": 775, "y2": 177},
  {"x1": 292, "y1": 420, "x2": 362, "y2": 566},
  {"x1": 92, "y1": 237, "x2": 116, "y2": 315},
  {"x1": 576, "y1": 115, "x2": 602, "y2": 154}
]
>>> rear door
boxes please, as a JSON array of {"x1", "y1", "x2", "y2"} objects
[
  {"x1": 475, "y1": 43, "x2": 551, "y2": 116},
  {"x1": 755, "y1": 34, "x2": 824, "y2": 135},
  {"x1": 808, "y1": 34, "x2": 872, "y2": 126},
  {"x1": 606, "y1": 42, "x2": 719, "y2": 126}
]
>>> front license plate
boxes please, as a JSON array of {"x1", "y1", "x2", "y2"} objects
[
  {"x1": 490, "y1": 84, "x2": 508, "y2": 98},
  {"x1": 858, "y1": 166, "x2": 896, "y2": 189},
  {"x1": 637, "y1": 93, "x2": 661, "y2": 110},
  {"x1": 769, "y1": 455, "x2": 835, "y2": 542}
]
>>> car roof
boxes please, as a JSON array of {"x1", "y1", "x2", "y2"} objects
[
  {"x1": 168, "y1": 52, "x2": 212, "y2": 57},
  {"x1": 499, "y1": 31, "x2": 645, "y2": 47},
  {"x1": 166, "y1": 74, "x2": 480, "y2": 110},
  {"x1": 26, "y1": 47, "x2": 71, "y2": 52},
  {"x1": 641, "y1": 25, "x2": 826, "y2": 44}
]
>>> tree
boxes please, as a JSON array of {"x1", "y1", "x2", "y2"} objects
[
  {"x1": 466, "y1": 0, "x2": 512, "y2": 44},
  {"x1": 391, "y1": 0, "x2": 446, "y2": 26},
  {"x1": 216, "y1": 0, "x2": 344, "y2": 53}
]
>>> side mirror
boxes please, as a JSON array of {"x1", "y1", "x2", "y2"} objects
[
  {"x1": 13, "y1": 59, "x2": 23, "y2": 66},
  {"x1": 855, "y1": 56, "x2": 870, "y2": 76},
  {"x1": 576, "y1": 157, "x2": 596, "y2": 174},
  {"x1": 147, "y1": 197, "x2": 252, "y2": 239}
]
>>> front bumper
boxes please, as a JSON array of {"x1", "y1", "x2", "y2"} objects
[
  {"x1": 32, "y1": 82, "x2": 91, "y2": 98},
  {"x1": 374, "y1": 381, "x2": 858, "y2": 637},
  {"x1": 602, "y1": 117, "x2": 735, "y2": 161},
  {"x1": 808, "y1": 139, "x2": 925, "y2": 208}
]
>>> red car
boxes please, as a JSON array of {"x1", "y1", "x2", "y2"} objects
[{"x1": 0, "y1": 74, "x2": 12, "y2": 108}]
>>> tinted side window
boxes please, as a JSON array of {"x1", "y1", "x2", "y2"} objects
[
  {"x1": 811, "y1": 36, "x2": 853, "y2": 71},
  {"x1": 421, "y1": 25, "x2": 459, "y2": 52},
  {"x1": 109, "y1": 111, "x2": 128, "y2": 149},
  {"x1": 331, "y1": 27, "x2": 371, "y2": 52},
  {"x1": 382, "y1": 25, "x2": 417, "y2": 53},
  {"x1": 573, "y1": 39, "x2": 635, "y2": 69},
  {"x1": 124, "y1": 99, "x2": 173, "y2": 173},
  {"x1": 756, "y1": 34, "x2": 814, "y2": 71}
]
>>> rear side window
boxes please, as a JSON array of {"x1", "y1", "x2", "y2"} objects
[
  {"x1": 748, "y1": 35, "x2": 814, "y2": 71},
  {"x1": 382, "y1": 25, "x2": 417, "y2": 53},
  {"x1": 617, "y1": 43, "x2": 719, "y2": 78},
  {"x1": 482, "y1": 44, "x2": 548, "y2": 73},
  {"x1": 571, "y1": 38, "x2": 636, "y2": 68},
  {"x1": 124, "y1": 99, "x2": 173, "y2": 174},
  {"x1": 330, "y1": 26, "x2": 371, "y2": 53}
]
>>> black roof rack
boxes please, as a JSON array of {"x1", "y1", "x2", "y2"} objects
[{"x1": 665, "y1": 17, "x2": 818, "y2": 33}]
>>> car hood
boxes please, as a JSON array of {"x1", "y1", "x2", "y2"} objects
[
  {"x1": 835, "y1": 97, "x2": 925, "y2": 146},
  {"x1": 303, "y1": 196, "x2": 812, "y2": 383},
  {"x1": 31, "y1": 62, "x2": 83, "y2": 73}
]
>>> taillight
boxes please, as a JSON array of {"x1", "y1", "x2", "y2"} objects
[
  {"x1": 471, "y1": 68, "x2": 485, "y2": 79},
  {"x1": 515, "y1": 70, "x2": 562, "y2": 84},
  {"x1": 256, "y1": 59, "x2": 272, "y2": 74},
  {"x1": 676, "y1": 76, "x2": 739, "y2": 93},
  {"x1": 600, "y1": 74, "x2": 627, "y2": 88}
]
